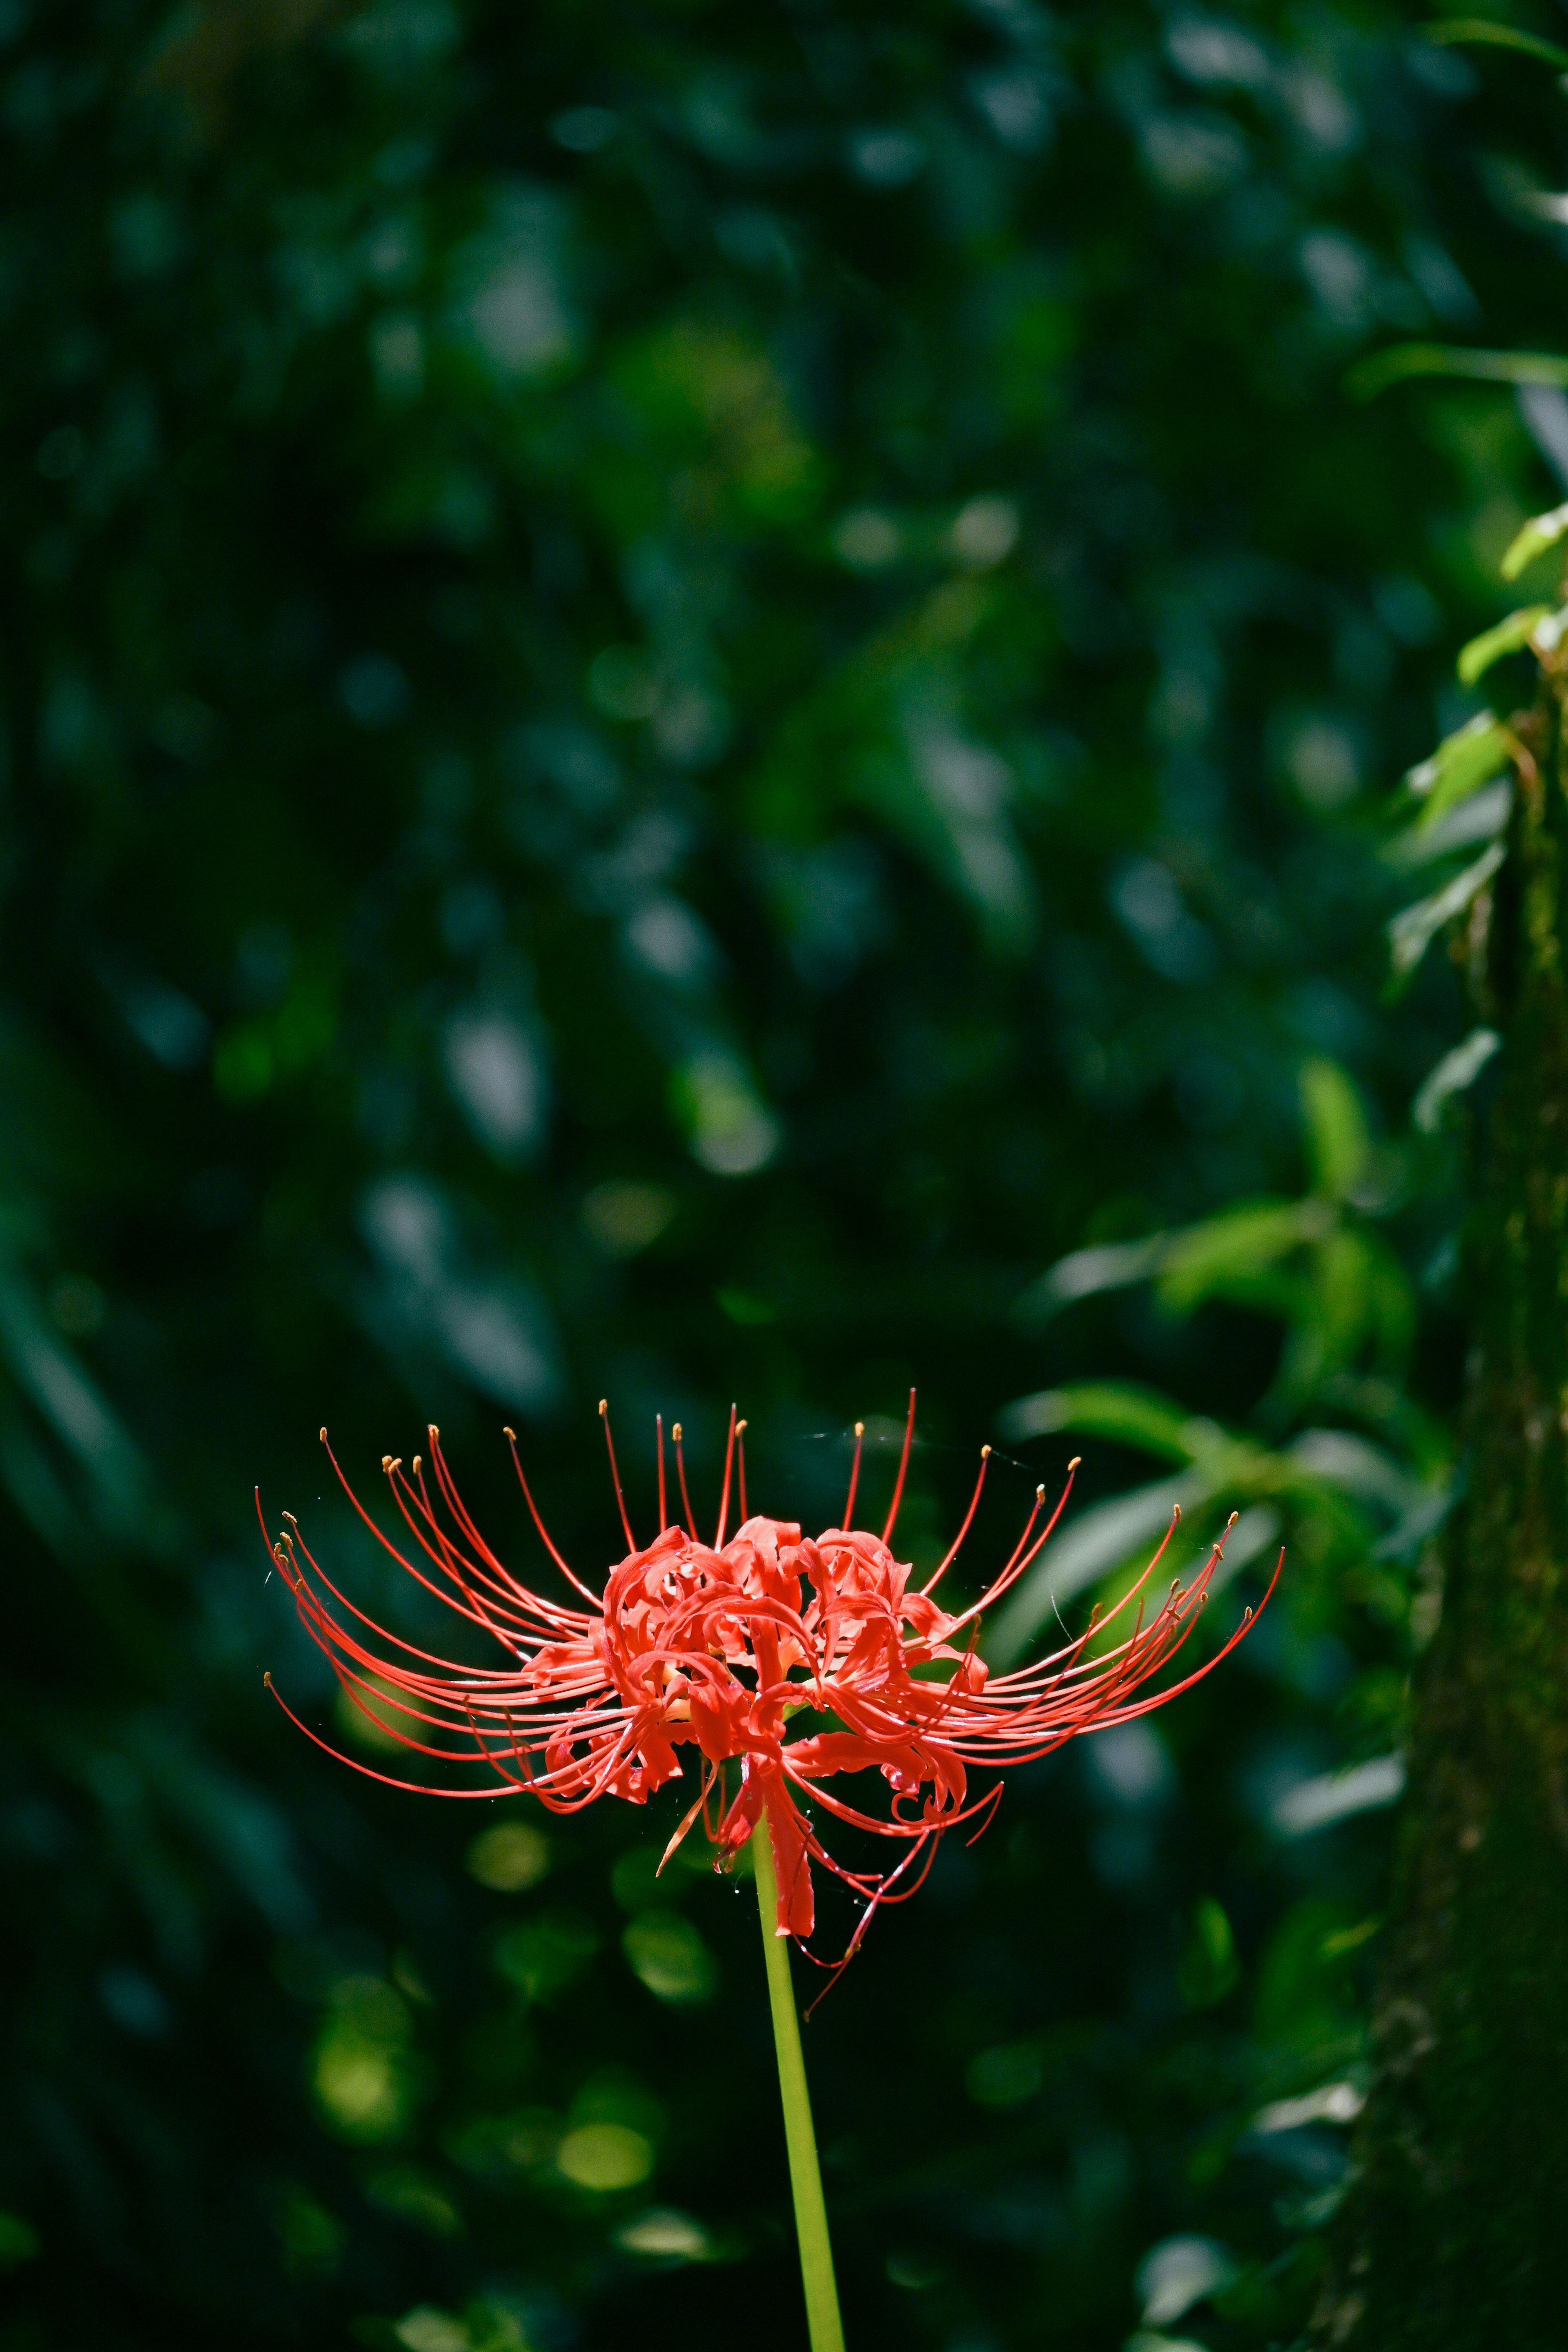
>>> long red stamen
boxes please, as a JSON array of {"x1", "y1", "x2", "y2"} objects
[
  {"x1": 600, "y1": 1399, "x2": 636, "y2": 1552},
  {"x1": 672, "y1": 1421, "x2": 698, "y2": 1539},
  {"x1": 882, "y1": 1387, "x2": 917, "y2": 1543},
  {"x1": 715, "y1": 1402, "x2": 738, "y2": 1547},
  {"x1": 923, "y1": 1446, "x2": 991, "y2": 1594},
  {"x1": 503, "y1": 1428, "x2": 606, "y2": 1608},
  {"x1": 844, "y1": 1421, "x2": 864, "y2": 1525},
  {"x1": 266, "y1": 1408, "x2": 1274, "y2": 1969}
]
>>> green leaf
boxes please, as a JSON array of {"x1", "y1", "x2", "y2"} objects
[
  {"x1": 1269, "y1": 1229, "x2": 1391, "y2": 1414},
  {"x1": 1456, "y1": 605, "x2": 1550, "y2": 684},
  {"x1": 997, "y1": 1380, "x2": 1205, "y2": 1463},
  {"x1": 1300, "y1": 1059, "x2": 1370, "y2": 1201},
  {"x1": 1424, "y1": 18, "x2": 1568, "y2": 69},
  {"x1": 1403, "y1": 713, "x2": 1512, "y2": 828},
  {"x1": 1011, "y1": 1232, "x2": 1167, "y2": 1324},
  {"x1": 1384, "y1": 779, "x2": 1511, "y2": 873},
  {"x1": 1156, "y1": 1199, "x2": 1329, "y2": 1314},
  {"x1": 1388, "y1": 841, "x2": 1506, "y2": 980},
  {"x1": 1412, "y1": 1026, "x2": 1501, "y2": 1133},
  {"x1": 1178, "y1": 1896, "x2": 1241, "y2": 2008},
  {"x1": 1502, "y1": 502, "x2": 1568, "y2": 582},
  {"x1": 1346, "y1": 344, "x2": 1568, "y2": 402}
]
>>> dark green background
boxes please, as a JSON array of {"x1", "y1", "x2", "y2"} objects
[{"x1": 0, "y1": 3, "x2": 1559, "y2": 2347}]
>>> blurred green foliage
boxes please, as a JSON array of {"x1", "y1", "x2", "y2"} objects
[{"x1": 2, "y1": 2, "x2": 1564, "y2": 2348}]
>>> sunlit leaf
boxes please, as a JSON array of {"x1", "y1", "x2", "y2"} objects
[
  {"x1": 1384, "y1": 778, "x2": 1510, "y2": 872},
  {"x1": 1012, "y1": 1234, "x2": 1168, "y2": 1324},
  {"x1": 997, "y1": 1381, "x2": 1204, "y2": 1463},
  {"x1": 1413, "y1": 1026, "x2": 1501, "y2": 1131},
  {"x1": 1347, "y1": 345, "x2": 1568, "y2": 402},
  {"x1": 1401, "y1": 713, "x2": 1512, "y2": 829},
  {"x1": 1455, "y1": 606, "x2": 1550, "y2": 684},
  {"x1": 1300, "y1": 1060, "x2": 1369, "y2": 1201},
  {"x1": 1388, "y1": 841, "x2": 1506, "y2": 980},
  {"x1": 1156, "y1": 1199, "x2": 1328, "y2": 1314},
  {"x1": 1424, "y1": 18, "x2": 1568, "y2": 70},
  {"x1": 1501, "y1": 501, "x2": 1568, "y2": 582}
]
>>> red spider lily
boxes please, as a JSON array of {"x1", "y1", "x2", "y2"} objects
[{"x1": 261, "y1": 1395, "x2": 1276, "y2": 1964}]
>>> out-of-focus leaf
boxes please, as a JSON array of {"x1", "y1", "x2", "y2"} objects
[
  {"x1": 0, "y1": 1278, "x2": 140, "y2": 1492},
  {"x1": 1455, "y1": 606, "x2": 1550, "y2": 684},
  {"x1": 1272, "y1": 1757, "x2": 1406, "y2": 1836},
  {"x1": 1348, "y1": 345, "x2": 1568, "y2": 401},
  {"x1": 1501, "y1": 501, "x2": 1568, "y2": 581},
  {"x1": 1137, "y1": 2233, "x2": 1237, "y2": 2327},
  {"x1": 1413, "y1": 1027, "x2": 1502, "y2": 1131},
  {"x1": 1388, "y1": 842, "x2": 1506, "y2": 980},
  {"x1": 997, "y1": 1381, "x2": 1209, "y2": 1464},
  {"x1": 1402, "y1": 713, "x2": 1512, "y2": 829},
  {"x1": 1425, "y1": 18, "x2": 1568, "y2": 69},
  {"x1": 1020, "y1": 1198, "x2": 1334, "y2": 1336},
  {"x1": 1300, "y1": 1060, "x2": 1370, "y2": 1202},
  {"x1": 1384, "y1": 779, "x2": 1510, "y2": 871},
  {"x1": 1012, "y1": 1235, "x2": 1169, "y2": 1325},
  {"x1": 1285, "y1": 1429, "x2": 1422, "y2": 1517},
  {"x1": 1156, "y1": 1200, "x2": 1330, "y2": 1314}
]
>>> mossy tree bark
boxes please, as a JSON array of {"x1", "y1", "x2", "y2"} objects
[{"x1": 1314, "y1": 677, "x2": 1568, "y2": 2346}]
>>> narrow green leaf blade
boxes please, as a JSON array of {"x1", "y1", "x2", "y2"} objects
[
  {"x1": 1456, "y1": 605, "x2": 1550, "y2": 684},
  {"x1": 1502, "y1": 502, "x2": 1568, "y2": 581},
  {"x1": 1403, "y1": 713, "x2": 1511, "y2": 829},
  {"x1": 1388, "y1": 841, "x2": 1506, "y2": 980},
  {"x1": 996, "y1": 1381, "x2": 1205, "y2": 1463},
  {"x1": 1413, "y1": 1026, "x2": 1501, "y2": 1132},
  {"x1": 1300, "y1": 1059, "x2": 1370, "y2": 1201},
  {"x1": 1424, "y1": 18, "x2": 1568, "y2": 71},
  {"x1": 1156, "y1": 1199, "x2": 1327, "y2": 1314},
  {"x1": 1012, "y1": 1233, "x2": 1167, "y2": 1326},
  {"x1": 1347, "y1": 345, "x2": 1568, "y2": 402}
]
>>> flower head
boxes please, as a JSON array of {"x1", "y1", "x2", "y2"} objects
[{"x1": 263, "y1": 1396, "x2": 1274, "y2": 1964}]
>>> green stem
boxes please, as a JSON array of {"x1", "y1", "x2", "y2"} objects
[{"x1": 752, "y1": 1809, "x2": 846, "y2": 2352}]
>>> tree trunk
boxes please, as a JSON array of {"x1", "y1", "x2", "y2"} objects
[{"x1": 1313, "y1": 680, "x2": 1568, "y2": 2345}]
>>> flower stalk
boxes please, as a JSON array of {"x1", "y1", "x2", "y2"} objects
[{"x1": 753, "y1": 1807, "x2": 846, "y2": 2352}]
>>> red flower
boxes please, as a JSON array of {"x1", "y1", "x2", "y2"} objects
[{"x1": 263, "y1": 1396, "x2": 1274, "y2": 1963}]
